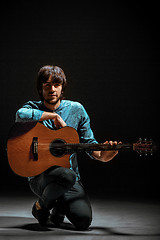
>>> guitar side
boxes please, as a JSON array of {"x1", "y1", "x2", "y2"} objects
[{"x1": 7, "y1": 122, "x2": 79, "y2": 177}]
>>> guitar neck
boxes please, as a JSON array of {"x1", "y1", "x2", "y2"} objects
[{"x1": 63, "y1": 143, "x2": 134, "y2": 153}]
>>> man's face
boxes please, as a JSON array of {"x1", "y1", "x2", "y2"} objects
[{"x1": 42, "y1": 77, "x2": 63, "y2": 105}]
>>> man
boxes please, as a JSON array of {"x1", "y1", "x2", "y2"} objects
[{"x1": 16, "y1": 65, "x2": 119, "y2": 230}]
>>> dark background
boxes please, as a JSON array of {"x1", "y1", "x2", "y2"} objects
[{"x1": 0, "y1": 3, "x2": 159, "y2": 198}]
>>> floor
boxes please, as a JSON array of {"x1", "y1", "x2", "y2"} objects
[{"x1": 0, "y1": 191, "x2": 160, "y2": 240}]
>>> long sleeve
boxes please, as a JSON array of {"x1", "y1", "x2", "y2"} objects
[
  {"x1": 15, "y1": 101, "x2": 44, "y2": 122},
  {"x1": 77, "y1": 104, "x2": 98, "y2": 160},
  {"x1": 77, "y1": 104, "x2": 97, "y2": 144}
]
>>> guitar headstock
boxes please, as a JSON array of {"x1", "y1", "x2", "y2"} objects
[{"x1": 133, "y1": 138, "x2": 154, "y2": 156}]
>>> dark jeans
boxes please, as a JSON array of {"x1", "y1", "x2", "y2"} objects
[{"x1": 29, "y1": 166, "x2": 92, "y2": 230}]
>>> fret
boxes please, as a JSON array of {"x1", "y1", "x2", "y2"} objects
[{"x1": 49, "y1": 143, "x2": 134, "y2": 153}]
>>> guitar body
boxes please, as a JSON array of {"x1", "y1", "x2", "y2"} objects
[{"x1": 7, "y1": 122, "x2": 79, "y2": 177}]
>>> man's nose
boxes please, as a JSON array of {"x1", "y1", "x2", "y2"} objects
[{"x1": 51, "y1": 85, "x2": 56, "y2": 91}]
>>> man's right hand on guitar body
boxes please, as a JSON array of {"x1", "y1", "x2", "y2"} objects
[{"x1": 40, "y1": 112, "x2": 67, "y2": 129}]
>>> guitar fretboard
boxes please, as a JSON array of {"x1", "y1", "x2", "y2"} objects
[{"x1": 49, "y1": 142, "x2": 134, "y2": 153}]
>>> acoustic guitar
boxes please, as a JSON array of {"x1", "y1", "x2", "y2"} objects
[{"x1": 7, "y1": 122, "x2": 154, "y2": 177}]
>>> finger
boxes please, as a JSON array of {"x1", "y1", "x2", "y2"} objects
[
  {"x1": 52, "y1": 113, "x2": 58, "y2": 119},
  {"x1": 54, "y1": 120, "x2": 60, "y2": 128},
  {"x1": 108, "y1": 141, "x2": 115, "y2": 150}
]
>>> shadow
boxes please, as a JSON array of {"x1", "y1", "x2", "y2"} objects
[
  {"x1": 15, "y1": 222, "x2": 53, "y2": 232},
  {"x1": 0, "y1": 216, "x2": 79, "y2": 234},
  {"x1": 90, "y1": 226, "x2": 160, "y2": 237},
  {"x1": 1, "y1": 216, "x2": 160, "y2": 237},
  {"x1": 0, "y1": 216, "x2": 52, "y2": 231},
  {"x1": 13, "y1": 221, "x2": 77, "y2": 232}
]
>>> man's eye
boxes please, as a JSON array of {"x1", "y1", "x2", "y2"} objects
[
  {"x1": 54, "y1": 84, "x2": 60, "y2": 87},
  {"x1": 44, "y1": 84, "x2": 51, "y2": 87}
]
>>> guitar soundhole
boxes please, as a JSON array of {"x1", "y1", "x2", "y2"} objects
[{"x1": 49, "y1": 139, "x2": 66, "y2": 157}]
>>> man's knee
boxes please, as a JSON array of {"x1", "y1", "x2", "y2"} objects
[
  {"x1": 74, "y1": 215, "x2": 92, "y2": 230},
  {"x1": 68, "y1": 203, "x2": 92, "y2": 230}
]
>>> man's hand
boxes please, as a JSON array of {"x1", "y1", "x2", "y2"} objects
[
  {"x1": 52, "y1": 113, "x2": 67, "y2": 129},
  {"x1": 92, "y1": 141, "x2": 122, "y2": 162},
  {"x1": 40, "y1": 112, "x2": 66, "y2": 129}
]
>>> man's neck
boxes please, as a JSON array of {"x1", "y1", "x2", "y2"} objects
[{"x1": 44, "y1": 100, "x2": 61, "y2": 111}]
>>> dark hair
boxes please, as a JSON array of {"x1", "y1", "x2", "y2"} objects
[{"x1": 37, "y1": 65, "x2": 67, "y2": 100}]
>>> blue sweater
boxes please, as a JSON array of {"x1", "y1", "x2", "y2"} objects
[{"x1": 16, "y1": 100, "x2": 98, "y2": 180}]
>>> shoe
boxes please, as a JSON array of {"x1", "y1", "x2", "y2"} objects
[
  {"x1": 32, "y1": 201, "x2": 50, "y2": 227},
  {"x1": 50, "y1": 204, "x2": 65, "y2": 226}
]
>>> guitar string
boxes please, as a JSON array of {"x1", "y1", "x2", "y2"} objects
[
  {"x1": 34, "y1": 143, "x2": 134, "y2": 151},
  {"x1": 33, "y1": 143, "x2": 152, "y2": 153}
]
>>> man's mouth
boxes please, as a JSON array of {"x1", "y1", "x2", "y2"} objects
[{"x1": 48, "y1": 93, "x2": 57, "y2": 96}]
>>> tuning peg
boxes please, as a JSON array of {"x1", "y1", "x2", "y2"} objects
[{"x1": 139, "y1": 150, "x2": 142, "y2": 157}]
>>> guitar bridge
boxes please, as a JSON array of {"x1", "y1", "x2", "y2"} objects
[{"x1": 32, "y1": 137, "x2": 38, "y2": 161}]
